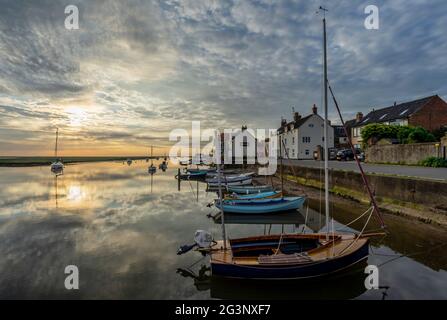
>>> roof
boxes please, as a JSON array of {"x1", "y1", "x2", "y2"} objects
[
  {"x1": 277, "y1": 115, "x2": 313, "y2": 134},
  {"x1": 352, "y1": 95, "x2": 437, "y2": 127}
]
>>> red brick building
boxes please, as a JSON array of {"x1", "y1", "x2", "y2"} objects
[{"x1": 350, "y1": 95, "x2": 447, "y2": 148}]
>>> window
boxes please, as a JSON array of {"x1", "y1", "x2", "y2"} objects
[
  {"x1": 302, "y1": 137, "x2": 311, "y2": 143},
  {"x1": 309, "y1": 124, "x2": 314, "y2": 128},
  {"x1": 292, "y1": 137, "x2": 295, "y2": 144},
  {"x1": 305, "y1": 150, "x2": 309, "y2": 155},
  {"x1": 292, "y1": 149, "x2": 295, "y2": 157}
]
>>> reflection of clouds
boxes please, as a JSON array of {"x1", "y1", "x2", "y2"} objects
[{"x1": 1, "y1": 162, "x2": 446, "y2": 299}]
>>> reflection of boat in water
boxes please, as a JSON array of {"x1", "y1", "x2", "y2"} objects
[
  {"x1": 50, "y1": 128, "x2": 64, "y2": 174},
  {"x1": 148, "y1": 146, "x2": 156, "y2": 174},
  {"x1": 177, "y1": 261, "x2": 369, "y2": 299},
  {"x1": 126, "y1": 158, "x2": 132, "y2": 166}
]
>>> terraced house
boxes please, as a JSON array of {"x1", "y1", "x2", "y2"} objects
[
  {"x1": 278, "y1": 105, "x2": 334, "y2": 159},
  {"x1": 349, "y1": 95, "x2": 447, "y2": 148}
]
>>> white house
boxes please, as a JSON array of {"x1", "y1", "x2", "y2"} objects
[{"x1": 278, "y1": 105, "x2": 335, "y2": 160}]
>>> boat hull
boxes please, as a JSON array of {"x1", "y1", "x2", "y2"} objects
[
  {"x1": 216, "y1": 197, "x2": 305, "y2": 214},
  {"x1": 207, "y1": 177, "x2": 252, "y2": 187},
  {"x1": 227, "y1": 185, "x2": 274, "y2": 194},
  {"x1": 211, "y1": 239, "x2": 369, "y2": 280}
]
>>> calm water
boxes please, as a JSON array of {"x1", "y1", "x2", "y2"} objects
[{"x1": 0, "y1": 161, "x2": 446, "y2": 299}]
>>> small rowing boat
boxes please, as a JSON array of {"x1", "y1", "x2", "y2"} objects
[
  {"x1": 227, "y1": 185, "x2": 274, "y2": 194},
  {"x1": 225, "y1": 190, "x2": 281, "y2": 200},
  {"x1": 215, "y1": 196, "x2": 306, "y2": 214},
  {"x1": 207, "y1": 174, "x2": 252, "y2": 187}
]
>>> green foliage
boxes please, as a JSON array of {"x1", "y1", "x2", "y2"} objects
[
  {"x1": 419, "y1": 157, "x2": 447, "y2": 168},
  {"x1": 361, "y1": 124, "x2": 436, "y2": 147},
  {"x1": 431, "y1": 126, "x2": 447, "y2": 141}
]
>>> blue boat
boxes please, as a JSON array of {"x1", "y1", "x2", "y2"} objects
[
  {"x1": 227, "y1": 185, "x2": 274, "y2": 194},
  {"x1": 176, "y1": 170, "x2": 208, "y2": 180},
  {"x1": 226, "y1": 191, "x2": 281, "y2": 200},
  {"x1": 215, "y1": 196, "x2": 305, "y2": 214}
]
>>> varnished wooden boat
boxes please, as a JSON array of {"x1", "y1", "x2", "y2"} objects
[{"x1": 209, "y1": 233, "x2": 370, "y2": 279}]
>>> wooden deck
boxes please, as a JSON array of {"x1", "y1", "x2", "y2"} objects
[{"x1": 210, "y1": 234, "x2": 367, "y2": 266}]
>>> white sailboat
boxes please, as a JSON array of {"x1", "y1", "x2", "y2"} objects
[
  {"x1": 148, "y1": 145, "x2": 156, "y2": 174},
  {"x1": 50, "y1": 128, "x2": 64, "y2": 173}
]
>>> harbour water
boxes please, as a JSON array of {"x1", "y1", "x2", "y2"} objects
[{"x1": 0, "y1": 161, "x2": 446, "y2": 299}]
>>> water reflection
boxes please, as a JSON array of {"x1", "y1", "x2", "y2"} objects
[{"x1": 0, "y1": 161, "x2": 445, "y2": 299}]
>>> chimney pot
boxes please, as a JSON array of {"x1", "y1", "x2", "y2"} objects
[
  {"x1": 394, "y1": 101, "x2": 397, "y2": 107},
  {"x1": 293, "y1": 112, "x2": 301, "y2": 122},
  {"x1": 356, "y1": 112, "x2": 363, "y2": 122},
  {"x1": 312, "y1": 104, "x2": 318, "y2": 114}
]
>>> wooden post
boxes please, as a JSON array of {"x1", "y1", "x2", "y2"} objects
[{"x1": 177, "y1": 168, "x2": 181, "y2": 191}]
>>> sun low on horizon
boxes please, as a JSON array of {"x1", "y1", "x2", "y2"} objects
[{"x1": 0, "y1": 0, "x2": 446, "y2": 157}]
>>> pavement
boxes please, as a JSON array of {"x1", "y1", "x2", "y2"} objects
[{"x1": 283, "y1": 159, "x2": 447, "y2": 181}]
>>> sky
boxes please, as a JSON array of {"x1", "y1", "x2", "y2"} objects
[{"x1": 0, "y1": 0, "x2": 446, "y2": 156}]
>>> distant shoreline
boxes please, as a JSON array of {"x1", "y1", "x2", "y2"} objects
[{"x1": 0, "y1": 156, "x2": 159, "y2": 167}]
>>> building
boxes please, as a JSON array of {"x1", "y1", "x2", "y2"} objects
[
  {"x1": 333, "y1": 125, "x2": 349, "y2": 148},
  {"x1": 350, "y1": 95, "x2": 447, "y2": 148},
  {"x1": 278, "y1": 104, "x2": 335, "y2": 160},
  {"x1": 219, "y1": 126, "x2": 257, "y2": 164}
]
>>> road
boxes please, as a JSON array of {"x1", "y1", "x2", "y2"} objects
[{"x1": 283, "y1": 159, "x2": 447, "y2": 181}]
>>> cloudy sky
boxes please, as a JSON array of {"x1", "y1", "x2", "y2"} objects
[{"x1": 0, "y1": 0, "x2": 446, "y2": 156}]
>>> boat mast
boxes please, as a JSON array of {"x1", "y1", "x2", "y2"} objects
[
  {"x1": 216, "y1": 132, "x2": 227, "y2": 250},
  {"x1": 322, "y1": 7, "x2": 330, "y2": 240},
  {"x1": 54, "y1": 128, "x2": 59, "y2": 159}
]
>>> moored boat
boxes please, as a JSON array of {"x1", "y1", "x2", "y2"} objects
[
  {"x1": 225, "y1": 190, "x2": 281, "y2": 200},
  {"x1": 215, "y1": 196, "x2": 305, "y2": 214},
  {"x1": 227, "y1": 185, "x2": 274, "y2": 194}
]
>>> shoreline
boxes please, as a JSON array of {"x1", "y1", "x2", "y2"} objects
[
  {"x1": 253, "y1": 174, "x2": 447, "y2": 228},
  {"x1": 0, "y1": 156, "x2": 157, "y2": 167}
]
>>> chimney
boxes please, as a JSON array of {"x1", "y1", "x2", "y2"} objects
[
  {"x1": 312, "y1": 104, "x2": 317, "y2": 114},
  {"x1": 241, "y1": 125, "x2": 247, "y2": 131},
  {"x1": 356, "y1": 112, "x2": 363, "y2": 122},
  {"x1": 281, "y1": 118, "x2": 287, "y2": 127},
  {"x1": 394, "y1": 101, "x2": 397, "y2": 107},
  {"x1": 293, "y1": 112, "x2": 301, "y2": 122}
]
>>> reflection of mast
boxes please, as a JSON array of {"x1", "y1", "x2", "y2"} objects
[
  {"x1": 150, "y1": 173, "x2": 153, "y2": 193},
  {"x1": 54, "y1": 174, "x2": 59, "y2": 209}
]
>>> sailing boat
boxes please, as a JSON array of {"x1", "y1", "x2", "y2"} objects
[
  {"x1": 148, "y1": 145, "x2": 157, "y2": 174},
  {"x1": 50, "y1": 128, "x2": 64, "y2": 173},
  {"x1": 178, "y1": 8, "x2": 386, "y2": 279}
]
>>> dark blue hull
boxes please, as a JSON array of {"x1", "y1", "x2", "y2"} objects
[{"x1": 211, "y1": 239, "x2": 369, "y2": 279}]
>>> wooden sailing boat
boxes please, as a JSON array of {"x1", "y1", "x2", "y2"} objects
[
  {"x1": 50, "y1": 128, "x2": 64, "y2": 173},
  {"x1": 179, "y1": 8, "x2": 386, "y2": 279},
  {"x1": 148, "y1": 145, "x2": 157, "y2": 174}
]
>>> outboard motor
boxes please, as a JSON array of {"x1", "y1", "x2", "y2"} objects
[{"x1": 177, "y1": 230, "x2": 214, "y2": 255}]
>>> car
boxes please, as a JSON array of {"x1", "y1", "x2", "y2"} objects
[
  {"x1": 336, "y1": 149, "x2": 354, "y2": 161},
  {"x1": 336, "y1": 148, "x2": 364, "y2": 161}
]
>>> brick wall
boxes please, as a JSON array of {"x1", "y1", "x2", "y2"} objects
[{"x1": 409, "y1": 95, "x2": 447, "y2": 131}]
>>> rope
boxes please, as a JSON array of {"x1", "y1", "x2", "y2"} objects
[
  {"x1": 337, "y1": 207, "x2": 374, "y2": 256},
  {"x1": 335, "y1": 206, "x2": 374, "y2": 232}
]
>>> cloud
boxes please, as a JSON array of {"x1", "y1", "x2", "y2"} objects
[{"x1": 0, "y1": 0, "x2": 446, "y2": 155}]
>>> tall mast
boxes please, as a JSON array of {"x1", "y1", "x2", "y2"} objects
[
  {"x1": 55, "y1": 128, "x2": 58, "y2": 158},
  {"x1": 322, "y1": 9, "x2": 330, "y2": 240},
  {"x1": 216, "y1": 132, "x2": 226, "y2": 250}
]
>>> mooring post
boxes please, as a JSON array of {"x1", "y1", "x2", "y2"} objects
[{"x1": 177, "y1": 168, "x2": 181, "y2": 191}]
